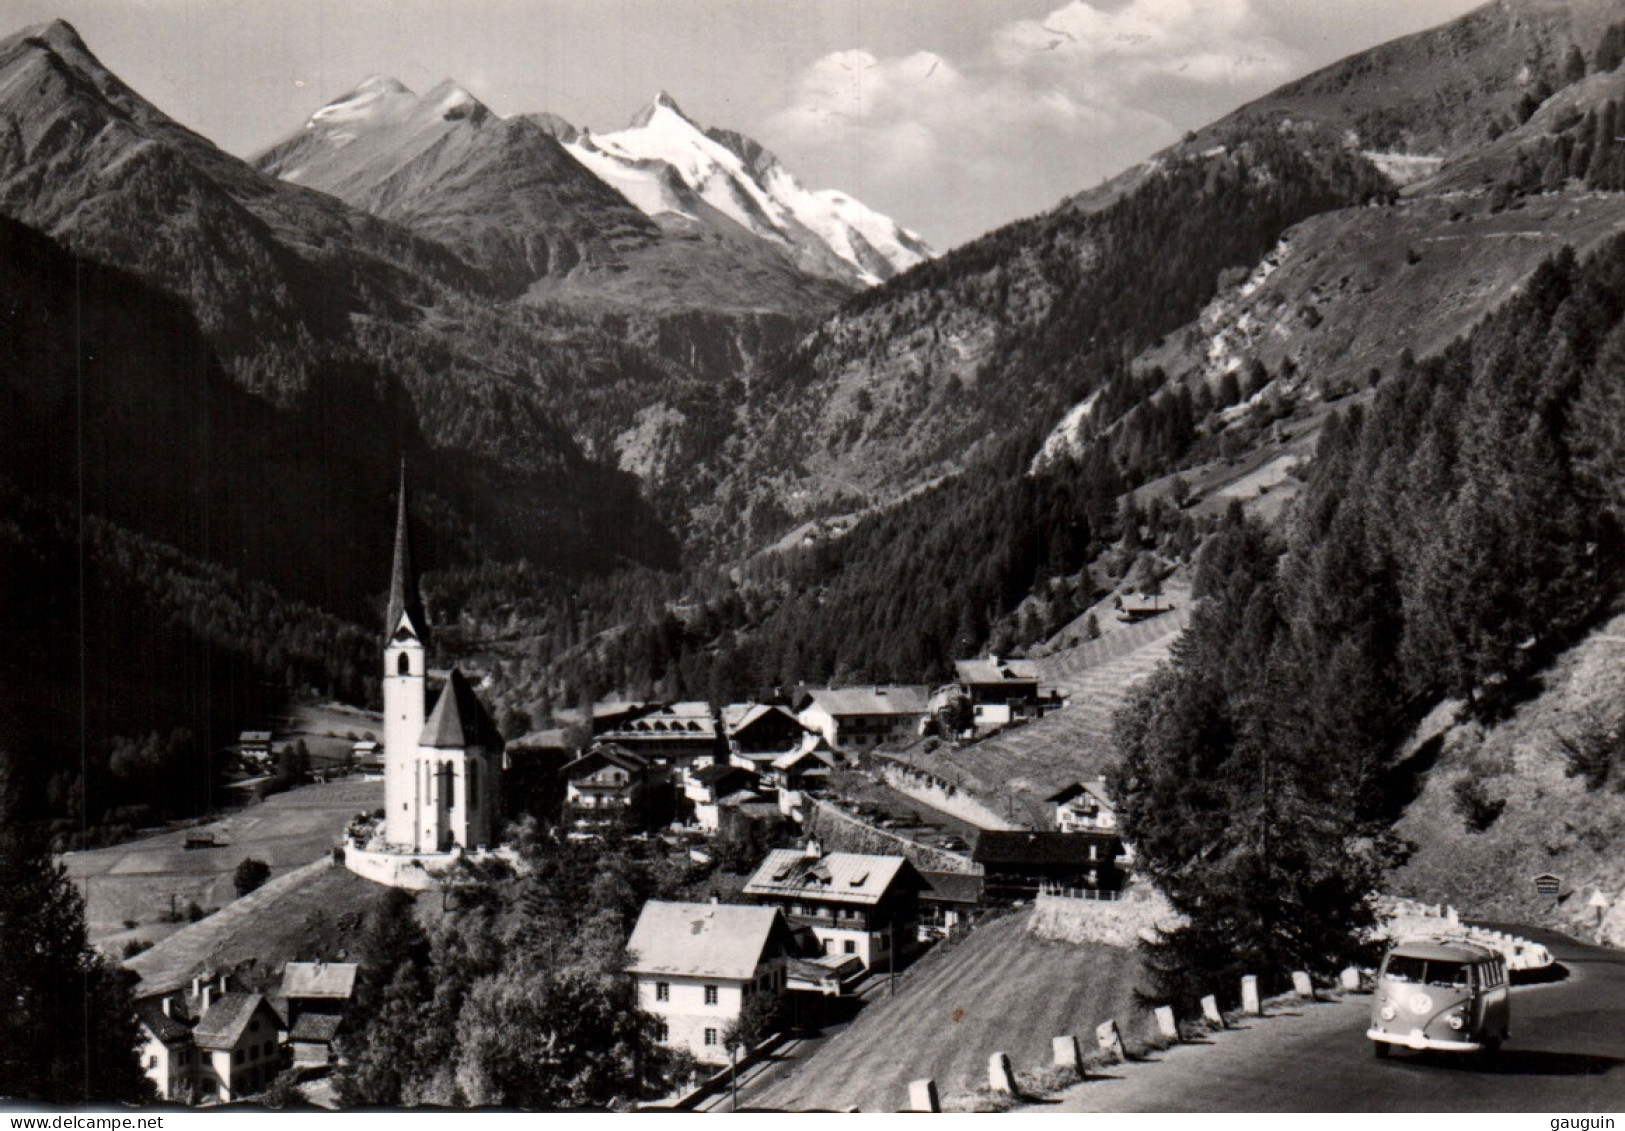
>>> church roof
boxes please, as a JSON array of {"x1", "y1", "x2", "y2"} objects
[
  {"x1": 385, "y1": 465, "x2": 430, "y2": 649},
  {"x1": 420, "y1": 669, "x2": 502, "y2": 750}
]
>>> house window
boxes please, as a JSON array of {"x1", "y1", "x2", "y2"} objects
[
  {"x1": 843, "y1": 940, "x2": 857, "y2": 954},
  {"x1": 655, "y1": 982, "x2": 670, "y2": 1002},
  {"x1": 704, "y1": 1029, "x2": 719, "y2": 1047},
  {"x1": 655, "y1": 1021, "x2": 669, "y2": 1043},
  {"x1": 147, "y1": 1055, "x2": 158, "y2": 1069},
  {"x1": 234, "y1": 1050, "x2": 244, "y2": 1065},
  {"x1": 704, "y1": 985, "x2": 719, "y2": 1005}
]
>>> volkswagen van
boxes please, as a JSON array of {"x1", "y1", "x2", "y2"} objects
[
  {"x1": 1371, "y1": 936, "x2": 1508, "y2": 1059},
  {"x1": 1368, "y1": 939, "x2": 1510, "y2": 1060}
]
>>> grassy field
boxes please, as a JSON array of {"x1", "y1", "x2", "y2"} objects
[
  {"x1": 276, "y1": 702, "x2": 383, "y2": 767},
  {"x1": 751, "y1": 909, "x2": 1154, "y2": 1112},
  {"x1": 61, "y1": 777, "x2": 381, "y2": 947}
]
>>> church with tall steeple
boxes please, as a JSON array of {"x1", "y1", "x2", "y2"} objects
[{"x1": 382, "y1": 469, "x2": 503, "y2": 854}]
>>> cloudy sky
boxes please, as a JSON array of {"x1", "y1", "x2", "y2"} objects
[{"x1": 9, "y1": 0, "x2": 1483, "y2": 248}]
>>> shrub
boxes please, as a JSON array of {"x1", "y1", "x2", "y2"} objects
[
  {"x1": 1452, "y1": 775, "x2": 1505, "y2": 832},
  {"x1": 234, "y1": 856, "x2": 272, "y2": 898},
  {"x1": 1556, "y1": 711, "x2": 1625, "y2": 791}
]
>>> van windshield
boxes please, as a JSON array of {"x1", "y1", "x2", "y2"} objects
[{"x1": 1383, "y1": 956, "x2": 1471, "y2": 989}]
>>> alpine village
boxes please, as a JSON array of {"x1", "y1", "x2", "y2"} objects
[{"x1": 3, "y1": 0, "x2": 1625, "y2": 1115}]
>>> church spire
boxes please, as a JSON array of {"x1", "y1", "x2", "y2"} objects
[{"x1": 385, "y1": 461, "x2": 429, "y2": 647}]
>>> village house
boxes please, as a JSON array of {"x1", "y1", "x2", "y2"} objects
[
  {"x1": 236, "y1": 730, "x2": 273, "y2": 770},
  {"x1": 971, "y1": 829, "x2": 1129, "y2": 901},
  {"x1": 917, "y1": 871, "x2": 985, "y2": 940},
  {"x1": 794, "y1": 686, "x2": 931, "y2": 754},
  {"x1": 761, "y1": 746, "x2": 836, "y2": 794},
  {"x1": 953, "y1": 656, "x2": 1043, "y2": 729},
  {"x1": 721, "y1": 704, "x2": 820, "y2": 770},
  {"x1": 279, "y1": 961, "x2": 358, "y2": 1069},
  {"x1": 595, "y1": 701, "x2": 723, "y2": 773},
  {"x1": 135, "y1": 997, "x2": 195, "y2": 1101},
  {"x1": 1046, "y1": 778, "x2": 1117, "y2": 833},
  {"x1": 562, "y1": 743, "x2": 666, "y2": 832},
  {"x1": 191, "y1": 992, "x2": 286, "y2": 1103},
  {"x1": 743, "y1": 848, "x2": 922, "y2": 971},
  {"x1": 626, "y1": 901, "x2": 794, "y2": 1064},
  {"x1": 350, "y1": 739, "x2": 381, "y2": 771},
  {"x1": 684, "y1": 762, "x2": 759, "y2": 831}
]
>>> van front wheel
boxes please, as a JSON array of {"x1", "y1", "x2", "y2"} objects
[
  {"x1": 1477, "y1": 1037, "x2": 1501, "y2": 1069},
  {"x1": 1373, "y1": 1041, "x2": 1390, "y2": 1060}
]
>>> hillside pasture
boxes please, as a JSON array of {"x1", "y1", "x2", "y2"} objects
[
  {"x1": 895, "y1": 610, "x2": 1187, "y2": 827},
  {"x1": 61, "y1": 777, "x2": 380, "y2": 945},
  {"x1": 750, "y1": 909, "x2": 1154, "y2": 1112},
  {"x1": 124, "y1": 858, "x2": 384, "y2": 996}
]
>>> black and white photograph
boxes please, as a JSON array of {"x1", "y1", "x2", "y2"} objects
[{"x1": 0, "y1": 0, "x2": 1623, "y2": 1117}]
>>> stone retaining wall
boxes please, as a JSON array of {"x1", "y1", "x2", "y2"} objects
[{"x1": 803, "y1": 799, "x2": 982, "y2": 875}]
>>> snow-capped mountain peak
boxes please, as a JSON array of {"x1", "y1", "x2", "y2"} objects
[
  {"x1": 629, "y1": 90, "x2": 695, "y2": 129},
  {"x1": 561, "y1": 96, "x2": 932, "y2": 286},
  {"x1": 306, "y1": 75, "x2": 419, "y2": 134}
]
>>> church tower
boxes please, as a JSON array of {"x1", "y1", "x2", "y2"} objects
[{"x1": 383, "y1": 467, "x2": 428, "y2": 849}]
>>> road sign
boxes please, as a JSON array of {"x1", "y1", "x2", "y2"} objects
[
  {"x1": 1589, "y1": 890, "x2": 1611, "y2": 910},
  {"x1": 1534, "y1": 873, "x2": 1561, "y2": 897}
]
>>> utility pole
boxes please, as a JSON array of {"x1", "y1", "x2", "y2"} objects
[
  {"x1": 729, "y1": 1042, "x2": 741, "y2": 1111},
  {"x1": 888, "y1": 907, "x2": 897, "y2": 998}
]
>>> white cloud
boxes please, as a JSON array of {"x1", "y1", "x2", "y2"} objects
[{"x1": 763, "y1": 0, "x2": 1306, "y2": 246}]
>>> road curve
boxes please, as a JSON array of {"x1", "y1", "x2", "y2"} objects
[{"x1": 1028, "y1": 924, "x2": 1625, "y2": 1112}]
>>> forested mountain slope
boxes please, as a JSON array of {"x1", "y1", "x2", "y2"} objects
[{"x1": 1111, "y1": 235, "x2": 1625, "y2": 1004}]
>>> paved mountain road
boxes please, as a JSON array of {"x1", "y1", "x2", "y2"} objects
[{"x1": 1028, "y1": 925, "x2": 1625, "y2": 1112}]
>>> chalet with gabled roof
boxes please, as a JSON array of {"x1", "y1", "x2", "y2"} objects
[
  {"x1": 1046, "y1": 778, "x2": 1117, "y2": 833},
  {"x1": 722, "y1": 703, "x2": 819, "y2": 768},
  {"x1": 744, "y1": 849, "x2": 922, "y2": 970},
  {"x1": 562, "y1": 743, "x2": 665, "y2": 832},
  {"x1": 954, "y1": 656, "x2": 1042, "y2": 728},
  {"x1": 191, "y1": 992, "x2": 284, "y2": 1103}
]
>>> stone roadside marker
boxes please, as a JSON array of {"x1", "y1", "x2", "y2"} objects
[
  {"x1": 1292, "y1": 970, "x2": 1313, "y2": 997},
  {"x1": 988, "y1": 1052, "x2": 1016, "y2": 1095},
  {"x1": 1052, "y1": 1035, "x2": 1082, "y2": 1072},
  {"x1": 1201, "y1": 994, "x2": 1223, "y2": 1025},
  {"x1": 909, "y1": 1079, "x2": 940, "y2": 1113},
  {"x1": 1154, "y1": 1005, "x2": 1178, "y2": 1039},
  {"x1": 1340, "y1": 967, "x2": 1361, "y2": 991},
  {"x1": 1096, "y1": 1019, "x2": 1125, "y2": 1059},
  {"x1": 1242, "y1": 974, "x2": 1261, "y2": 1015}
]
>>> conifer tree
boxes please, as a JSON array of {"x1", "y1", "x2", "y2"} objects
[{"x1": 0, "y1": 755, "x2": 151, "y2": 1103}]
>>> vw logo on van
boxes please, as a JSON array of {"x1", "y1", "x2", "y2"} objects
[{"x1": 1408, "y1": 992, "x2": 1433, "y2": 1014}]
